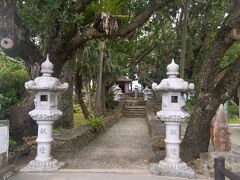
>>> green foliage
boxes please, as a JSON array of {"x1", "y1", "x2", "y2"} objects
[
  {"x1": 87, "y1": 115, "x2": 106, "y2": 127},
  {"x1": 105, "y1": 93, "x2": 118, "y2": 109},
  {"x1": 228, "y1": 103, "x2": 239, "y2": 119},
  {"x1": 0, "y1": 53, "x2": 29, "y2": 119},
  {"x1": 228, "y1": 119, "x2": 240, "y2": 124},
  {"x1": 73, "y1": 104, "x2": 88, "y2": 127},
  {"x1": 9, "y1": 139, "x2": 17, "y2": 151}
]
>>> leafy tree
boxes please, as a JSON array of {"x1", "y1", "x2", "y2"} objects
[
  {"x1": 0, "y1": 0, "x2": 171, "y2": 136},
  {"x1": 0, "y1": 53, "x2": 29, "y2": 119}
]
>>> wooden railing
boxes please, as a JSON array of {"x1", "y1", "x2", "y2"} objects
[{"x1": 214, "y1": 157, "x2": 240, "y2": 180}]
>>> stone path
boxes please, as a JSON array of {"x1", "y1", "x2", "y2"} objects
[
  {"x1": 58, "y1": 117, "x2": 155, "y2": 169},
  {"x1": 10, "y1": 170, "x2": 192, "y2": 180}
]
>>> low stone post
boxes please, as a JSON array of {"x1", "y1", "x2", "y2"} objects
[
  {"x1": 134, "y1": 87, "x2": 138, "y2": 99},
  {"x1": 151, "y1": 60, "x2": 195, "y2": 178},
  {"x1": 0, "y1": 120, "x2": 15, "y2": 180},
  {"x1": 0, "y1": 120, "x2": 9, "y2": 169},
  {"x1": 21, "y1": 55, "x2": 68, "y2": 172},
  {"x1": 143, "y1": 86, "x2": 152, "y2": 101}
]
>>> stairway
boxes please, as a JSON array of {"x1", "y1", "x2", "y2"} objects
[
  {"x1": 122, "y1": 94, "x2": 146, "y2": 117},
  {"x1": 123, "y1": 105, "x2": 146, "y2": 117}
]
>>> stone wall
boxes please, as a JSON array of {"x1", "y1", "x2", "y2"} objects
[{"x1": 145, "y1": 101, "x2": 165, "y2": 161}]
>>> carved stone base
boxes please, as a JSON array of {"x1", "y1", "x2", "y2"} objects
[
  {"x1": 21, "y1": 159, "x2": 64, "y2": 172},
  {"x1": 149, "y1": 162, "x2": 196, "y2": 178}
]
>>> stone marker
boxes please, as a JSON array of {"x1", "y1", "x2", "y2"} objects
[
  {"x1": 0, "y1": 120, "x2": 9, "y2": 169},
  {"x1": 212, "y1": 104, "x2": 231, "y2": 152},
  {"x1": 151, "y1": 60, "x2": 195, "y2": 178},
  {"x1": 21, "y1": 55, "x2": 68, "y2": 172},
  {"x1": 143, "y1": 86, "x2": 153, "y2": 102},
  {"x1": 0, "y1": 120, "x2": 15, "y2": 180}
]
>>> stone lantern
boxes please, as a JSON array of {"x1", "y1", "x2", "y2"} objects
[
  {"x1": 113, "y1": 84, "x2": 123, "y2": 102},
  {"x1": 22, "y1": 55, "x2": 68, "y2": 172},
  {"x1": 151, "y1": 60, "x2": 195, "y2": 178},
  {"x1": 143, "y1": 86, "x2": 152, "y2": 101}
]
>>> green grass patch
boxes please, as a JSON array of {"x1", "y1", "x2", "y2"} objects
[
  {"x1": 74, "y1": 112, "x2": 88, "y2": 128},
  {"x1": 228, "y1": 119, "x2": 240, "y2": 124}
]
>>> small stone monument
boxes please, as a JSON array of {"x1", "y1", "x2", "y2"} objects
[
  {"x1": 143, "y1": 86, "x2": 152, "y2": 101},
  {"x1": 112, "y1": 84, "x2": 123, "y2": 102},
  {"x1": 0, "y1": 120, "x2": 9, "y2": 169},
  {"x1": 21, "y1": 54, "x2": 68, "y2": 172},
  {"x1": 212, "y1": 104, "x2": 231, "y2": 152},
  {"x1": 151, "y1": 60, "x2": 195, "y2": 178},
  {"x1": 0, "y1": 120, "x2": 15, "y2": 180}
]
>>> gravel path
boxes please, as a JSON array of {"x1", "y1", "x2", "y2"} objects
[{"x1": 61, "y1": 117, "x2": 155, "y2": 169}]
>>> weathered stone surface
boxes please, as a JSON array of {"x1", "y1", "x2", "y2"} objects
[
  {"x1": 0, "y1": 165, "x2": 16, "y2": 180},
  {"x1": 0, "y1": 153, "x2": 7, "y2": 169},
  {"x1": 149, "y1": 163, "x2": 196, "y2": 179},
  {"x1": 211, "y1": 104, "x2": 231, "y2": 152},
  {"x1": 191, "y1": 152, "x2": 240, "y2": 178},
  {"x1": 0, "y1": 120, "x2": 9, "y2": 169}
]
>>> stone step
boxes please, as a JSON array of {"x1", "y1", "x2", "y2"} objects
[
  {"x1": 124, "y1": 111, "x2": 146, "y2": 113},
  {"x1": 124, "y1": 106, "x2": 146, "y2": 109},
  {"x1": 123, "y1": 113, "x2": 146, "y2": 117},
  {"x1": 123, "y1": 105, "x2": 146, "y2": 117},
  {"x1": 123, "y1": 109, "x2": 146, "y2": 112},
  {"x1": 123, "y1": 114, "x2": 146, "y2": 117}
]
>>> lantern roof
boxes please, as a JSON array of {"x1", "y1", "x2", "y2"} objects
[
  {"x1": 25, "y1": 55, "x2": 68, "y2": 92},
  {"x1": 152, "y1": 60, "x2": 194, "y2": 92}
]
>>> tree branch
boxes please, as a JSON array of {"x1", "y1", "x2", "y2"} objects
[
  {"x1": 71, "y1": 0, "x2": 95, "y2": 12},
  {"x1": 67, "y1": 0, "x2": 171, "y2": 51},
  {"x1": 118, "y1": 0, "x2": 171, "y2": 36},
  {"x1": 213, "y1": 56, "x2": 240, "y2": 100},
  {"x1": 128, "y1": 43, "x2": 158, "y2": 68},
  {"x1": 0, "y1": 0, "x2": 43, "y2": 77},
  {"x1": 196, "y1": 10, "x2": 240, "y2": 94}
]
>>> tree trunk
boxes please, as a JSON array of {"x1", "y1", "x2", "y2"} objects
[
  {"x1": 55, "y1": 59, "x2": 74, "y2": 128},
  {"x1": 75, "y1": 70, "x2": 90, "y2": 119},
  {"x1": 86, "y1": 78, "x2": 93, "y2": 110},
  {"x1": 180, "y1": 94, "x2": 222, "y2": 162},
  {"x1": 102, "y1": 76, "x2": 106, "y2": 114},
  {"x1": 180, "y1": 0, "x2": 189, "y2": 78},
  {"x1": 7, "y1": 92, "x2": 37, "y2": 142},
  {"x1": 94, "y1": 40, "x2": 105, "y2": 116}
]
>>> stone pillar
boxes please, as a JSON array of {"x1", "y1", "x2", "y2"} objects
[
  {"x1": 151, "y1": 60, "x2": 195, "y2": 178},
  {"x1": 0, "y1": 120, "x2": 15, "y2": 180},
  {"x1": 124, "y1": 83, "x2": 129, "y2": 93},
  {"x1": 0, "y1": 120, "x2": 9, "y2": 169},
  {"x1": 21, "y1": 55, "x2": 68, "y2": 172},
  {"x1": 143, "y1": 86, "x2": 152, "y2": 101}
]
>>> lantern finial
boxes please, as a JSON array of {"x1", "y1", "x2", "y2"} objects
[{"x1": 41, "y1": 54, "x2": 54, "y2": 76}]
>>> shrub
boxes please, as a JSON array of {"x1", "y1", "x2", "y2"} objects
[
  {"x1": 0, "y1": 54, "x2": 29, "y2": 119},
  {"x1": 228, "y1": 103, "x2": 238, "y2": 119},
  {"x1": 9, "y1": 139, "x2": 17, "y2": 151},
  {"x1": 105, "y1": 93, "x2": 118, "y2": 109},
  {"x1": 87, "y1": 115, "x2": 106, "y2": 127}
]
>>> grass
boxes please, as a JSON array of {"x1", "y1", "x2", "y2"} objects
[
  {"x1": 73, "y1": 104, "x2": 89, "y2": 128},
  {"x1": 74, "y1": 111, "x2": 88, "y2": 127},
  {"x1": 228, "y1": 119, "x2": 240, "y2": 124}
]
